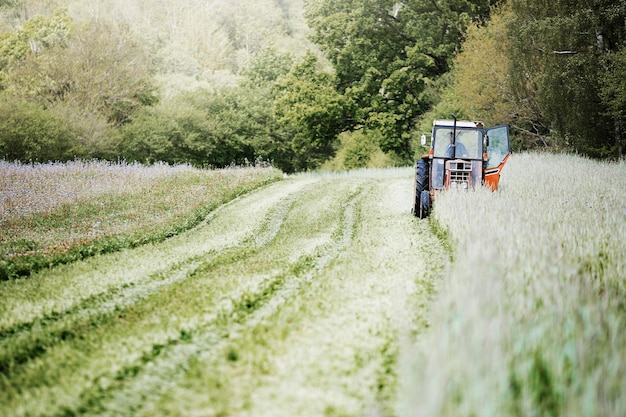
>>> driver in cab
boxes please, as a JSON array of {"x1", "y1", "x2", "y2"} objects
[{"x1": 445, "y1": 132, "x2": 469, "y2": 158}]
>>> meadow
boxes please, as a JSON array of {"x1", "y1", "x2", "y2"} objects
[
  {"x1": 0, "y1": 160, "x2": 282, "y2": 280},
  {"x1": 0, "y1": 154, "x2": 624, "y2": 416}
]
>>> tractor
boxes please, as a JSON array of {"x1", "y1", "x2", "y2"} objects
[{"x1": 413, "y1": 115, "x2": 512, "y2": 218}]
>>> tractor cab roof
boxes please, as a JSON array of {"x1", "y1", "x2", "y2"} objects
[{"x1": 433, "y1": 119, "x2": 484, "y2": 129}]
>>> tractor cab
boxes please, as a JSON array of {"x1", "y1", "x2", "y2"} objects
[{"x1": 413, "y1": 117, "x2": 511, "y2": 218}]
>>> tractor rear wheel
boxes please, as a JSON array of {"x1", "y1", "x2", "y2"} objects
[
  {"x1": 413, "y1": 158, "x2": 430, "y2": 218},
  {"x1": 420, "y1": 190, "x2": 430, "y2": 218}
]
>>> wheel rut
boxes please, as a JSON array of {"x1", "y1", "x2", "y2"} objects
[
  {"x1": 0, "y1": 180, "x2": 310, "y2": 379},
  {"x1": 69, "y1": 182, "x2": 369, "y2": 417}
]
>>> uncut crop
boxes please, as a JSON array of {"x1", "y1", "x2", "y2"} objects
[
  {"x1": 0, "y1": 160, "x2": 282, "y2": 279},
  {"x1": 398, "y1": 153, "x2": 626, "y2": 417}
]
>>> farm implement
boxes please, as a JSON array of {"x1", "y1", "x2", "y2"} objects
[{"x1": 413, "y1": 115, "x2": 511, "y2": 218}]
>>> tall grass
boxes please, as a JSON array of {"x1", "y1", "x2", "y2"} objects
[
  {"x1": 399, "y1": 153, "x2": 626, "y2": 416},
  {"x1": 0, "y1": 160, "x2": 282, "y2": 280}
]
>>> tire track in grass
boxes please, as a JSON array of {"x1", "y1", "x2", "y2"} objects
[
  {"x1": 68, "y1": 182, "x2": 369, "y2": 417},
  {"x1": 0, "y1": 182, "x2": 308, "y2": 379},
  {"x1": 155, "y1": 173, "x2": 448, "y2": 417},
  {"x1": 0, "y1": 259, "x2": 203, "y2": 376},
  {"x1": 0, "y1": 178, "x2": 365, "y2": 417},
  {"x1": 0, "y1": 179, "x2": 316, "y2": 333},
  {"x1": 0, "y1": 181, "x2": 318, "y2": 402},
  {"x1": 1, "y1": 171, "x2": 447, "y2": 417}
]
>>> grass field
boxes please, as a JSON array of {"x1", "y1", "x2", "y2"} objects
[
  {"x1": 0, "y1": 160, "x2": 282, "y2": 280},
  {"x1": 1, "y1": 154, "x2": 624, "y2": 416},
  {"x1": 399, "y1": 153, "x2": 626, "y2": 417}
]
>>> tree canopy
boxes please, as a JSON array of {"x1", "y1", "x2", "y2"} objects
[
  {"x1": 304, "y1": 0, "x2": 493, "y2": 158},
  {"x1": 506, "y1": 0, "x2": 625, "y2": 157},
  {"x1": 0, "y1": 0, "x2": 624, "y2": 167},
  {"x1": 419, "y1": 0, "x2": 625, "y2": 158}
]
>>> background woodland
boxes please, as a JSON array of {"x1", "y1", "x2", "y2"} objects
[{"x1": 0, "y1": 0, "x2": 624, "y2": 171}]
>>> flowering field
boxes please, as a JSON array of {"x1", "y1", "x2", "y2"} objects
[
  {"x1": 0, "y1": 154, "x2": 624, "y2": 417},
  {"x1": 0, "y1": 160, "x2": 282, "y2": 280}
]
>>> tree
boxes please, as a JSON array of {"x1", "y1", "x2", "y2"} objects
[
  {"x1": 600, "y1": 49, "x2": 626, "y2": 158},
  {"x1": 122, "y1": 84, "x2": 288, "y2": 168},
  {"x1": 273, "y1": 51, "x2": 354, "y2": 170},
  {"x1": 304, "y1": 0, "x2": 493, "y2": 160},
  {"x1": 1, "y1": 18, "x2": 155, "y2": 126},
  {"x1": 507, "y1": 0, "x2": 626, "y2": 158},
  {"x1": 239, "y1": 47, "x2": 297, "y2": 171},
  {"x1": 0, "y1": 8, "x2": 72, "y2": 70},
  {"x1": 217, "y1": 0, "x2": 288, "y2": 67},
  {"x1": 239, "y1": 45, "x2": 294, "y2": 85},
  {"x1": 447, "y1": 4, "x2": 551, "y2": 149}
]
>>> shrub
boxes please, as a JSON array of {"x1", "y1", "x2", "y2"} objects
[{"x1": 0, "y1": 100, "x2": 78, "y2": 162}]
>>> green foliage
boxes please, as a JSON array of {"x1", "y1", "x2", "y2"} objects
[
  {"x1": 1, "y1": 0, "x2": 622, "y2": 169},
  {"x1": 239, "y1": 47, "x2": 299, "y2": 171},
  {"x1": 0, "y1": 8, "x2": 72, "y2": 69},
  {"x1": 274, "y1": 52, "x2": 353, "y2": 170},
  {"x1": 341, "y1": 131, "x2": 380, "y2": 170},
  {"x1": 506, "y1": 0, "x2": 626, "y2": 157},
  {"x1": 431, "y1": 4, "x2": 548, "y2": 151},
  {"x1": 240, "y1": 46, "x2": 294, "y2": 86},
  {"x1": 0, "y1": 12, "x2": 155, "y2": 163},
  {"x1": 1, "y1": 18, "x2": 156, "y2": 126},
  {"x1": 122, "y1": 86, "x2": 289, "y2": 168},
  {"x1": 0, "y1": 99, "x2": 77, "y2": 161},
  {"x1": 321, "y1": 130, "x2": 403, "y2": 171},
  {"x1": 119, "y1": 104, "x2": 180, "y2": 165},
  {"x1": 47, "y1": 101, "x2": 122, "y2": 160},
  {"x1": 599, "y1": 48, "x2": 626, "y2": 156},
  {"x1": 122, "y1": 48, "x2": 300, "y2": 171},
  {"x1": 305, "y1": 0, "x2": 492, "y2": 161},
  {"x1": 429, "y1": 0, "x2": 626, "y2": 157}
]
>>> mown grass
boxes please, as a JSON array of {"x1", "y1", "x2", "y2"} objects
[
  {"x1": 0, "y1": 160, "x2": 282, "y2": 280},
  {"x1": 141, "y1": 173, "x2": 444, "y2": 417},
  {"x1": 399, "y1": 153, "x2": 626, "y2": 417},
  {"x1": 0, "y1": 176, "x2": 376, "y2": 417},
  {"x1": 0, "y1": 169, "x2": 446, "y2": 417}
]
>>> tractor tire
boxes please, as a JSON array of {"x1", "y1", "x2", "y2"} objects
[
  {"x1": 413, "y1": 158, "x2": 430, "y2": 218},
  {"x1": 420, "y1": 190, "x2": 430, "y2": 219}
]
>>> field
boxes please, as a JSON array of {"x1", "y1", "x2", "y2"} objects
[
  {"x1": 1, "y1": 154, "x2": 625, "y2": 416},
  {"x1": 401, "y1": 153, "x2": 626, "y2": 416},
  {"x1": 0, "y1": 160, "x2": 282, "y2": 280}
]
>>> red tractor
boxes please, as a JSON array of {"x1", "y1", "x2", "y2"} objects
[{"x1": 413, "y1": 116, "x2": 511, "y2": 218}]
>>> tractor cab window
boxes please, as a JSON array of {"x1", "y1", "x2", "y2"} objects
[
  {"x1": 433, "y1": 128, "x2": 482, "y2": 159},
  {"x1": 433, "y1": 128, "x2": 452, "y2": 157},
  {"x1": 486, "y1": 125, "x2": 511, "y2": 169},
  {"x1": 456, "y1": 129, "x2": 482, "y2": 159},
  {"x1": 431, "y1": 127, "x2": 483, "y2": 189}
]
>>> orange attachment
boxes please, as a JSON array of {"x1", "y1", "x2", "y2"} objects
[
  {"x1": 484, "y1": 154, "x2": 511, "y2": 191},
  {"x1": 484, "y1": 172, "x2": 500, "y2": 190}
]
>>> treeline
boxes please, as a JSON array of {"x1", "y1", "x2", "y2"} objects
[
  {"x1": 435, "y1": 0, "x2": 626, "y2": 158},
  {"x1": 0, "y1": 0, "x2": 623, "y2": 172},
  {"x1": 302, "y1": 0, "x2": 625, "y2": 160}
]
